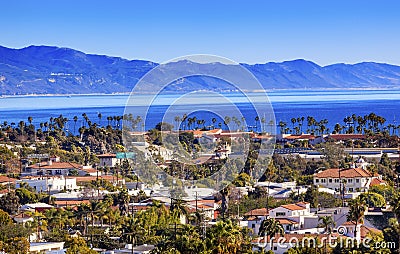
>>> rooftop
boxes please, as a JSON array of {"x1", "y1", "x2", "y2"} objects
[{"x1": 315, "y1": 168, "x2": 373, "y2": 178}]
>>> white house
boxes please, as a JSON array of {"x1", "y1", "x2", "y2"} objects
[
  {"x1": 244, "y1": 208, "x2": 270, "y2": 235},
  {"x1": 17, "y1": 176, "x2": 78, "y2": 193},
  {"x1": 269, "y1": 202, "x2": 315, "y2": 230},
  {"x1": 24, "y1": 161, "x2": 82, "y2": 176},
  {"x1": 97, "y1": 153, "x2": 118, "y2": 168},
  {"x1": 313, "y1": 168, "x2": 385, "y2": 193}
]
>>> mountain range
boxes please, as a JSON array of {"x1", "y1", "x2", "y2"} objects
[{"x1": 1, "y1": 45, "x2": 400, "y2": 95}]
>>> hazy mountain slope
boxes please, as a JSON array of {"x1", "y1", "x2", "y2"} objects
[{"x1": 1, "y1": 45, "x2": 400, "y2": 95}]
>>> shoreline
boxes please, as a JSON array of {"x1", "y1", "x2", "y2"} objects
[{"x1": 1, "y1": 87, "x2": 400, "y2": 98}]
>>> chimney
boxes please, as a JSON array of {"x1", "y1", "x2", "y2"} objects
[{"x1": 47, "y1": 160, "x2": 52, "y2": 166}]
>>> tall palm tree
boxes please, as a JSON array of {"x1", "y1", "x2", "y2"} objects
[
  {"x1": 347, "y1": 198, "x2": 366, "y2": 240},
  {"x1": 174, "y1": 116, "x2": 181, "y2": 130},
  {"x1": 318, "y1": 216, "x2": 335, "y2": 233},
  {"x1": 87, "y1": 200, "x2": 104, "y2": 228},
  {"x1": 170, "y1": 198, "x2": 188, "y2": 223},
  {"x1": 72, "y1": 116, "x2": 78, "y2": 134},
  {"x1": 258, "y1": 217, "x2": 284, "y2": 251},
  {"x1": 207, "y1": 219, "x2": 246, "y2": 254},
  {"x1": 212, "y1": 117, "x2": 217, "y2": 129}
]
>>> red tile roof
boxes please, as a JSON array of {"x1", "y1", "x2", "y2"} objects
[
  {"x1": 28, "y1": 162, "x2": 81, "y2": 169},
  {"x1": 360, "y1": 225, "x2": 381, "y2": 238},
  {"x1": 328, "y1": 134, "x2": 366, "y2": 140},
  {"x1": 281, "y1": 204, "x2": 306, "y2": 211},
  {"x1": 370, "y1": 178, "x2": 386, "y2": 186},
  {"x1": 0, "y1": 175, "x2": 17, "y2": 184},
  {"x1": 97, "y1": 153, "x2": 116, "y2": 158},
  {"x1": 244, "y1": 208, "x2": 270, "y2": 216},
  {"x1": 276, "y1": 218, "x2": 299, "y2": 224},
  {"x1": 68, "y1": 175, "x2": 120, "y2": 182},
  {"x1": 54, "y1": 200, "x2": 90, "y2": 207},
  {"x1": 315, "y1": 168, "x2": 373, "y2": 178},
  {"x1": 284, "y1": 134, "x2": 316, "y2": 140}
]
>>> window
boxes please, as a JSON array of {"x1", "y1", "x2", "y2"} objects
[
  {"x1": 356, "y1": 179, "x2": 360, "y2": 183},
  {"x1": 328, "y1": 179, "x2": 332, "y2": 183},
  {"x1": 252, "y1": 224, "x2": 255, "y2": 228},
  {"x1": 349, "y1": 188, "x2": 354, "y2": 192},
  {"x1": 321, "y1": 179, "x2": 326, "y2": 183},
  {"x1": 276, "y1": 212, "x2": 286, "y2": 216},
  {"x1": 315, "y1": 179, "x2": 319, "y2": 183},
  {"x1": 335, "y1": 179, "x2": 340, "y2": 183},
  {"x1": 348, "y1": 179, "x2": 353, "y2": 183}
]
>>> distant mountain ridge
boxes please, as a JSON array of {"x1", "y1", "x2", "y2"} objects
[{"x1": 1, "y1": 45, "x2": 400, "y2": 95}]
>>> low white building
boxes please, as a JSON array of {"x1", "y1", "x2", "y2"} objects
[
  {"x1": 17, "y1": 176, "x2": 78, "y2": 193},
  {"x1": 29, "y1": 242, "x2": 65, "y2": 254}
]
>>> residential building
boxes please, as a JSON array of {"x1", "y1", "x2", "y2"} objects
[
  {"x1": 269, "y1": 202, "x2": 318, "y2": 230},
  {"x1": 0, "y1": 175, "x2": 17, "y2": 186},
  {"x1": 97, "y1": 153, "x2": 118, "y2": 168},
  {"x1": 29, "y1": 242, "x2": 65, "y2": 254},
  {"x1": 24, "y1": 161, "x2": 81, "y2": 176},
  {"x1": 17, "y1": 176, "x2": 78, "y2": 193},
  {"x1": 20, "y1": 203, "x2": 54, "y2": 213},
  {"x1": 313, "y1": 168, "x2": 385, "y2": 193}
]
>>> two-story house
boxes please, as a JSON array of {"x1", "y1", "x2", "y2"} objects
[
  {"x1": 313, "y1": 168, "x2": 385, "y2": 193},
  {"x1": 269, "y1": 202, "x2": 312, "y2": 230}
]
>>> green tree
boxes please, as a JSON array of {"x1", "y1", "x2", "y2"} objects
[
  {"x1": 358, "y1": 192, "x2": 386, "y2": 207},
  {"x1": 347, "y1": 197, "x2": 367, "y2": 240},
  {"x1": 259, "y1": 217, "x2": 284, "y2": 251},
  {"x1": 66, "y1": 237, "x2": 97, "y2": 254},
  {"x1": 0, "y1": 191, "x2": 20, "y2": 214},
  {"x1": 318, "y1": 216, "x2": 335, "y2": 233}
]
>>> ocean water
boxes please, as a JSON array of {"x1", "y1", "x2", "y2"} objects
[{"x1": 0, "y1": 90, "x2": 399, "y2": 133}]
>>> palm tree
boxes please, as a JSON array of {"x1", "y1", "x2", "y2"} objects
[
  {"x1": 207, "y1": 219, "x2": 247, "y2": 253},
  {"x1": 170, "y1": 198, "x2": 188, "y2": 224},
  {"x1": 347, "y1": 198, "x2": 367, "y2": 240},
  {"x1": 174, "y1": 116, "x2": 181, "y2": 130},
  {"x1": 258, "y1": 217, "x2": 284, "y2": 250},
  {"x1": 87, "y1": 200, "x2": 104, "y2": 228},
  {"x1": 254, "y1": 115, "x2": 260, "y2": 132},
  {"x1": 97, "y1": 113, "x2": 102, "y2": 125},
  {"x1": 318, "y1": 216, "x2": 335, "y2": 233},
  {"x1": 212, "y1": 117, "x2": 217, "y2": 129},
  {"x1": 73, "y1": 116, "x2": 78, "y2": 134}
]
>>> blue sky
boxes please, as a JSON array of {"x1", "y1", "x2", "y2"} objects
[{"x1": 1, "y1": 0, "x2": 400, "y2": 65}]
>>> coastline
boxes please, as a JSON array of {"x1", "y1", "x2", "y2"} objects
[{"x1": 1, "y1": 87, "x2": 400, "y2": 98}]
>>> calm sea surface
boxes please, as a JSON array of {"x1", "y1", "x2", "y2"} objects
[{"x1": 1, "y1": 90, "x2": 400, "y2": 133}]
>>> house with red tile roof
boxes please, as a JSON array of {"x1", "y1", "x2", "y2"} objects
[
  {"x1": 0, "y1": 175, "x2": 17, "y2": 185},
  {"x1": 25, "y1": 161, "x2": 81, "y2": 176},
  {"x1": 340, "y1": 221, "x2": 381, "y2": 242},
  {"x1": 327, "y1": 134, "x2": 366, "y2": 141},
  {"x1": 97, "y1": 153, "x2": 118, "y2": 167},
  {"x1": 268, "y1": 202, "x2": 319, "y2": 231},
  {"x1": 313, "y1": 168, "x2": 385, "y2": 193}
]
